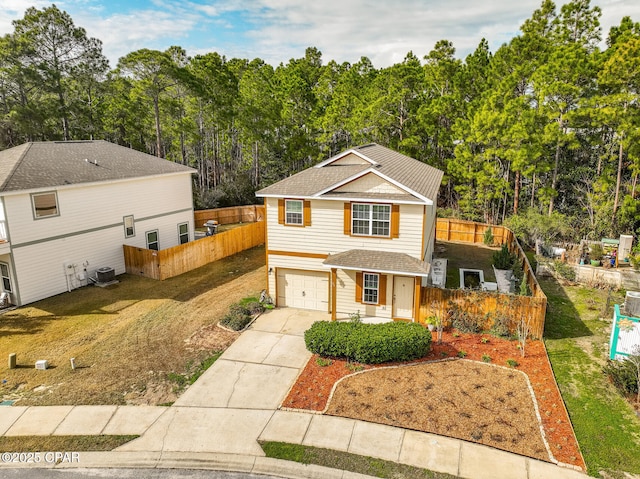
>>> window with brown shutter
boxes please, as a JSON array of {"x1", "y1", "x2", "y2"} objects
[
  {"x1": 391, "y1": 204, "x2": 400, "y2": 238},
  {"x1": 348, "y1": 203, "x2": 397, "y2": 238},
  {"x1": 355, "y1": 272, "x2": 386, "y2": 306},
  {"x1": 279, "y1": 199, "x2": 311, "y2": 227},
  {"x1": 304, "y1": 200, "x2": 311, "y2": 226},
  {"x1": 344, "y1": 202, "x2": 351, "y2": 235}
]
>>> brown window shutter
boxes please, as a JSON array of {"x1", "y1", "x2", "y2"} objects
[
  {"x1": 355, "y1": 271, "x2": 363, "y2": 303},
  {"x1": 378, "y1": 275, "x2": 387, "y2": 305},
  {"x1": 344, "y1": 203, "x2": 351, "y2": 235},
  {"x1": 391, "y1": 204, "x2": 400, "y2": 238},
  {"x1": 304, "y1": 200, "x2": 311, "y2": 226},
  {"x1": 278, "y1": 199, "x2": 284, "y2": 224}
]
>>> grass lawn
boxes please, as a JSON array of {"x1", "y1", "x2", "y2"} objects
[
  {"x1": 0, "y1": 246, "x2": 265, "y2": 406},
  {"x1": 0, "y1": 435, "x2": 138, "y2": 452},
  {"x1": 541, "y1": 276, "x2": 640, "y2": 477},
  {"x1": 434, "y1": 241, "x2": 498, "y2": 289},
  {"x1": 260, "y1": 441, "x2": 456, "y2": 479}
]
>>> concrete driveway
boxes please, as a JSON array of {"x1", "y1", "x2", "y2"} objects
[{"x1": 117, "y1": 308, "x2": 327, "y2": 455}]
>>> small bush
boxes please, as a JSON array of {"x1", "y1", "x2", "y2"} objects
[
  {"x1": 304, "y1": 321, "x2": 431, "y2": 364},
  {"x1": 457, "y1": 350, "x2": 467, "y2": 358},
  {"x1": 506, "y1": 358, "x2": 519, "y2": 368},
  {"x1": 483, "y1": 227, "x2": 494, "y2": 246},
  {"x1": 452, "y1": 311, "x2": 481, "y2": 334},
  {"x1": 220, "y1": 303, "x2": 253, "y2": 331},
  {"x1": 315, "y1": 357, "x2": 333, "y2": 367},
  {"x1": 603, "y1": 359, "x2": 638, "y2": 396},
  {"x1": 492, "y1": 244, "x2": 516, "y2": 270},
  {"x1": 490, "y1": 313, "x2": 512, "y2": 337},
  {"x1": 482, "y1": 354, "x2": 491, "y2": 363},
  {"x1": 244, "y1": 301, "x2": 266, "y2": 315},
  {"x1": 554, "y1": 260, "x2": 576, "y2": 281}
]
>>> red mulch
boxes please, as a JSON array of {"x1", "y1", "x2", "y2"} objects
[{"x1": 282, "y1": 330, "x2": 585, "y2": 471}]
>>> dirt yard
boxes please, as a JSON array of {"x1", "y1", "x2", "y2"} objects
[
  {"x1": 0, "y1": 246, "x2": 265, "y2": 406},
  {"x1": 283, "y1": 331, "x2": 585, "y2": 470},
  {"x1": 327, "y1": 360, "x2": 549, "y2": 461}
]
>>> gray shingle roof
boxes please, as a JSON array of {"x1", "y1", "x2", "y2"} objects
[
  {"x1": 257, "y1": 164, "x2": 368, "y2": 197},
  {"x1": 323, "y1": 249, "x2": 430, "y2": 276},
  {"x1": 256, "y1": 143, "x2": 443, "y2": 203},
  {"x1": 0, "y1": 141, "x2": 196, "y2": 192}
]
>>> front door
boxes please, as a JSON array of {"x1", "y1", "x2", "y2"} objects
[{"x1": 392, "y1": 276, "x2": 414, "y2": 320}]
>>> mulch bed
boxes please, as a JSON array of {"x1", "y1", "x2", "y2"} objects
[{"x1": 282, "y1": 331, "x2": 585, "y2": 471}]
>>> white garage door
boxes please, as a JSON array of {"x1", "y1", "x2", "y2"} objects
[{"x1": 277, "y1": 269, "x2": 329, "y2": 311}]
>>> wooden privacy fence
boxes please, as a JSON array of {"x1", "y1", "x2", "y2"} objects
[
  {"x1": 424, "y1": 218, "x2": 547, "y2": 338},
  {"x1": 124, "y1": 221, "x2": 265, "y2": 281},
  {"x1": 194, "y1": 205, "x2": 264, "y2": 226}
]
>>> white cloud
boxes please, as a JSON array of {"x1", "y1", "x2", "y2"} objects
[{"x1": 0, "y1": 0, "x2": 639, "y2": 68}]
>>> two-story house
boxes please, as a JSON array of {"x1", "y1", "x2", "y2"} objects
[
  {"x1": 256, "y1": 143, "x2": 443, "y2": 322},
  {"x1": 0, "y1": 140, "x2": 195, "y2": 306}
]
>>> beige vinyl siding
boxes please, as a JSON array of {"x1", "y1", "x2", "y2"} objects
[
  {"x1": 330, "y1": 153, "x2": 369, "y2": 165},
  {"x1": 333, "y1": 173, "x2": 406, "y2": 195},
  {"x1": 266, "y1": 198, "x2": 424, "y2": 258},
  {"x1": 335, "y1": 269, "x2": 393, "y2": 320},
  {"x1": 423, "y1": 204, "x2": 437, "y2": 260},
  {"x1": 5, "y1": 174, "x2": 193, "y2": 246},
  {"x1": 4, "y1": 173, "x2": 193, "y2": 305}
]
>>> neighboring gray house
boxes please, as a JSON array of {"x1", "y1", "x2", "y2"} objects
[
  {"x1": 0, "y1": 140, "x2": 195, "y2": 306},
  {"x1": 256, "y1": 143, "x2": 443, "y2": 322}
]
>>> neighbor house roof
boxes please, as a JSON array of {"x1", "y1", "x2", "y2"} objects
[
  {"x1": 256, "y1": 143, "x2": 443, "y2": 204},
  {"x1": 323, "y1": 249, "x2": 431, "y2": 277},
  {"x1": 0, "y1": 140, "x2": 196, "y2": 192}
]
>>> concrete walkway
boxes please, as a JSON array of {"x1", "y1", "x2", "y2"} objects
[{"x1": 0, "y1": 308, "x2": 587, "y2": 479}]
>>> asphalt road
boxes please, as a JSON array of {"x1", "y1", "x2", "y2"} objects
[{"x1": 0, "y1": 469, "x2": 283, "y2": 479}]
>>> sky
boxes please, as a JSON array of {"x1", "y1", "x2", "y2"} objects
[{"x1": 0, "y1": 0, "x2": 639, "y2": 68}]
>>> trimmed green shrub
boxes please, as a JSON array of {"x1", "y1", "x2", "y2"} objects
[
  {"x1": 304, "y1": 321, "x2": 431, "y2": 364},
  {"x1": 220, "y1": 303, "x2": 253, "y2": 331}
]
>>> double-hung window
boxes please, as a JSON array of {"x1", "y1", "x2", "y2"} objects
[
  {"x1": 363, "y1": 273, "x2": 380, "y2": 304},
  {"x1": 285, "y1": 199, "x2": 303, "y2": 225},
  {"x1": 123, "y1": 215, "x2": 135, "y2": 238},
  {"x1": 352, "y1": 203, "x2": 391, "y2": 237},
  {"x1": 0, "y1": 263, "x2": 11, "y2": 293},
  {"x1": 178, "y1": 223, "x2": 189, "y2": 244},
  {"x1": 146, "y1": 230, "x2": 159, "y2": 251}
]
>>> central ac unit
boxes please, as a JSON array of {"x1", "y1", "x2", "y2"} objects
[{"x1": 96, "y1": 267, "x2": 115, "y2": 283}]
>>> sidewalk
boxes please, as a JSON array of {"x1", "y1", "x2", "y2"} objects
[{"x1": 0, "y1": 309, "x2": 588, "y2": 479}]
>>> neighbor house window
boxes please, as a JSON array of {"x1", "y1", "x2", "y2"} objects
[
  {"x1": 123, "y1": 215, "x2": 135, "y2": 238},
  {"x1": 0, "y1": 263, "x2": 11, "y2": 292},
  {"x1": 31, "y1": 192, "x2": 59, "y2": 219},
  {"x1": 363, "y1": 273, "x2": 379, "y2": 304},
  {"x1": 178, "y1": 222, "x2": 189, "y2": 244},
  {"x1": 352, "y1": 203, "x2": 390, "y2": 237},
  {"x1": 146, "y1": 230, "x2": 159, "y2": 251},
  {"x1": 285, "y1": 200, "x2": 303, "y2": 225}
]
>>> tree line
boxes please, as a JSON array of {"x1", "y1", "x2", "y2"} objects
[{"x1": 0, "y1": 1, "x2": 638, "y2": 241}]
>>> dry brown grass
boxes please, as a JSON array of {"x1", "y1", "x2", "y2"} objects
[{"x1": 0, "y1": 246, "x2": 265, "y2": 406}]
